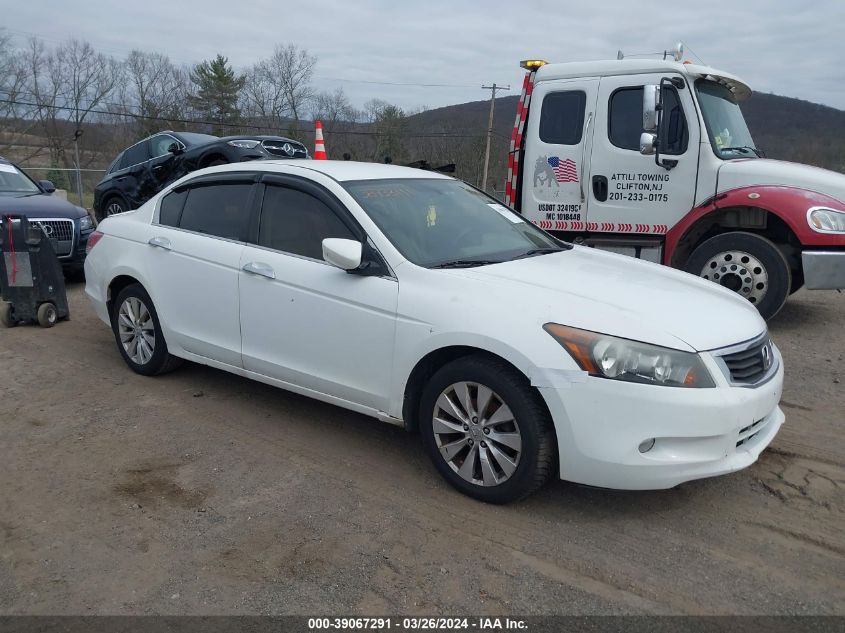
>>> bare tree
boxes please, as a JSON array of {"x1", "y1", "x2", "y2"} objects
[
  {"x1": 123, "y1": 50, "x2": 189, "y2": 137},
  {"x1": 241, "y1": 44, "x2": 316, "y2": 139}
]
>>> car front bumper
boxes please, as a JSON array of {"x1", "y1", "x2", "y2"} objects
[
  {"x1": 539, "y1": 348, "x2": 784, "y2": 490},
  {"x1": 802, "y1": 250, "x2": 845, "y2": 289}
]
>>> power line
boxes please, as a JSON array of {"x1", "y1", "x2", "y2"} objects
[{"x1": 0, "y1": 96, "x2": 500, "y2": 140}]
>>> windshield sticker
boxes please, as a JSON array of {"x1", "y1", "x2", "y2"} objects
[
  {"x1": 0, "y1": 164, "x2": 17, "y2": 174},
  {"x1": 488, "y1": 203, "x2": 524, "y2": 223},
  {"x1": 426, "y1": 205, "x2": 437, "y2": 227}
]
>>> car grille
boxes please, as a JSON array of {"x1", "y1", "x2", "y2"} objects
[
  {"x1": 33, "y1": 219, "x2": 75, "y2": 256},
  {"x1": 736, "y1": 416, "x2": 769, "y2": 448},
  {"x1": 262, "y1": 140, "x2": 308, "y2": 158},
  {"x1": 720, "y1": 336, "x2": 774, "y2": 385}
]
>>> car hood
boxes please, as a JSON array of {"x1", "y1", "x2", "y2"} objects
[
  {"x1": 448, "y1": 246, "x2": 766, "y2": 352},
  {"x1": 0, "y1": 193, "x2": 87, "y2": 219},
  {"x1": 717, "y1": 158, "x2": 845, "y2": 205}
]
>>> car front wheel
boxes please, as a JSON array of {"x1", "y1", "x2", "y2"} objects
[
  {"x1": 419, "y1": 355, "x2": 556, "y2": 504},
  {"x1": 111, "y1": 284, "x2": 181, "y2": 376}
]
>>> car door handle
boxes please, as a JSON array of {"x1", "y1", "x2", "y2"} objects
[
  {"x1": 147, "y1": 236, "x2": 172, "y2": 250},
  {"x1": 242, "y1": 261, "x2": 275, "y2": 279}
]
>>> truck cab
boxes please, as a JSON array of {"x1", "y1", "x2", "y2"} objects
[{"x1": 507, "y1": 53, "x2": 845, "y2": 319}]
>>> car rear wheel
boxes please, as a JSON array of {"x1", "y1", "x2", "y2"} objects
[
  {"x1": 97, "y1": 196, "x2": 128, "y2": 222},
  {"x1": 419, "y1": 355, "x2": 556, "y2": 504},
  {"x1": 111, "y1": 284, "x2": 182, "y2": 376},
  {"x1": 684, "y1": 231, "x2": 791, "y2": 320}
]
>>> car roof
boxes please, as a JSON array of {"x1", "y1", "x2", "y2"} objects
[{"x1": 256, "y1": 160, "x2": 453, "y2": 182}]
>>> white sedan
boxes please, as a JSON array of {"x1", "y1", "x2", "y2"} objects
[{"x1": 85, "y1": 161, "x2": 784, "y2": 503}]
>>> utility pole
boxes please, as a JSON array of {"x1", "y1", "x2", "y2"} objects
[
  {"x1": 72, "y1": 129, "x2": 84, "y2": 206},
  {"x1": 481, "y1": 83, "x2": 509, "y2": 193}
]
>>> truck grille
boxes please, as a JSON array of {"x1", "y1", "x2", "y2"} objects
[
  {"x1": 720, "y1": 336, "x2": 774, "y2": 385},
  {"x1": 262, "y1": 140, "x2": 307, "y2": 158},
  {"x1": 33, "y1": 219, "x2": 75, "y2": 257}
]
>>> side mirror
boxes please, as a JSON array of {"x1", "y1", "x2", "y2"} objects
[
  {"x1": 39, "y1": 180, "x2": 56, "y2": 194},
  {"x1": 322, "y1": 238, "x2": 363, "y2": 271},
  {"x1": 167, "y1": 142, "x2": 184, "y2": 155},
  {"x1": 639, "y1": 132, "x2": 657, "y2": 156},
  {"x1": 642, "y1": 85, "x2": 660, "y2": 132}
]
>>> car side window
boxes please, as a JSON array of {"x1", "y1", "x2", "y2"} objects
[
  {"x1": 150, "y1": 134, "x2": 181, "y2": 158},
  {"x1": 178, "y1": 183, "x2": 253, "y2": 240},
  {"x1": 119, "y1": 140, "x2": 151, "y2": 169},
  {"x1": 539, "y1": 91, "x2": 587, "y2": 145},
  {"x1": 609, "y1": 86, "x2": 688, "y2": 154},
  {"x1": 258, "y1": 185, "x2": 355, "y2": 260},
  {"x1": 159, "y1": 190, "x2": 188, "y2": 227}
]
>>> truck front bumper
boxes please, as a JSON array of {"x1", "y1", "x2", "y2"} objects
[{"x1": 802, "y1": 250, "x2": 845, "y2": 289}]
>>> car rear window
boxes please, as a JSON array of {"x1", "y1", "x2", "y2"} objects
[
  {"x1": 178, "y1": 183, "x2": 253, "y2": 240},
  {"x1": 158, "y1": 190, "x2": 187, "y2": 227},
  {"x1": 119, "y1": 141, "x2": 151, "y2": 169}
]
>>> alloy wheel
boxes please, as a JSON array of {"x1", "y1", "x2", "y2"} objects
[
  {"x1": 432, "y1": 381, "x2": 522, "y2": 486},
  {"x1": 118, "y1": 296, "x2": 155, "y2": 365},
  {"x1": 106, "y1": 201, "x2": 125, "y2": 216}
]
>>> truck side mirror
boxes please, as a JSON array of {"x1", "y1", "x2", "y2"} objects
[
  {"x1": 639, "y1": 132, "x2": 657, "y2": 156},
  {"x1": 642, "y1": 85, "x2": 660, "y2": 132}
]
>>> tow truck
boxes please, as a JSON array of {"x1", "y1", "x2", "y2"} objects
[{"x1": 505, "y1": 44, "x2": 845, "y2": 319}]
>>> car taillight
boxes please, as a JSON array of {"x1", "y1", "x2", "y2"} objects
[{"x1": 86, "y1": 230, "x2": 104, "y2": 253}]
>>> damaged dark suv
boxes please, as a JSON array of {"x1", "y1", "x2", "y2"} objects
[{"x1": 93, "y1": 131, "x2": 309, "y2": 221}]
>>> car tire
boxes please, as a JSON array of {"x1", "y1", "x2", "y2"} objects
[
  {"x1": 419, "y1": 355, "x2": 556, "y2": 504},
  {"x1": 206, "y1": 158, "x2": 228, "y2": 167},
  {"x1": 37, "y1": 302, "x2": 58, "y2": 328},
  {"x1": 0, "y1": 302, "x2": 17, "y2": 328},
  {"x1": 97, "y1": 196, "x2": 128, "y2": 223},
  {"x1": 684, "y1": 231, "x2": 791, "y2": 320},
  {"x1": 111, "y1": 283, "x2": 182, "y2": 376}
]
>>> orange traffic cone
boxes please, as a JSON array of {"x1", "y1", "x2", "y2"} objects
[{"x1": 314, "y1": 120, "x2": 327, "y2": 160}]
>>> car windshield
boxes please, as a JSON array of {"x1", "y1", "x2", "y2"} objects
[
  {"x1": 696, "y1": 79, "x2": 758, "y2": 159},
  {"x1": 0, "y1": 163, "x2": 41, "y2": 195},
  {"x1": 343, "y1": 178, "x2": 564, "y2": 268},
  {"x1": 177, "y1": 132, "x2": 219, "y2": 146}
]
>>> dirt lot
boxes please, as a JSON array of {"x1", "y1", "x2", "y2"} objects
[{"x1": 0, "y1": 284, "x2": 843, "y2": 615}]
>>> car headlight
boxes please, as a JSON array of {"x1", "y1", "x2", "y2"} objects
[
  {"x1": 543, "y1": 323, "x2": 716, "y2": 388},
  {"x1": 227, "y1": 139, "x2": 261, "y2": 149},
  {"x1": 808, "y1": 207, "x2": 845, "y2": 233},
  {"x1": 79, "y1": 214, "x2": 94, "y2": 231}
]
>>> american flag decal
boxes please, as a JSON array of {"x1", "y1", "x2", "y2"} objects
[{"x1": 547, "y1": 156, "x2": 578, "y2": 183}]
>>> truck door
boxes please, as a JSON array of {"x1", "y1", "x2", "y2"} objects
[
  {"x1": 586, "y1": 73, "x2": 700, "y2": 234},
  {"x1": 521, "y1": 78, "x2": 599, "y2": 230}
]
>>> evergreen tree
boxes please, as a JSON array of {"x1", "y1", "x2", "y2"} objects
[{"x1": 188, "y1": 54, "x2": 245, "y2": 134}]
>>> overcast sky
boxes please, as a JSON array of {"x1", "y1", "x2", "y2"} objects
[{"x1": 2, "y1": 0, "x2": 844, "y2": 112}]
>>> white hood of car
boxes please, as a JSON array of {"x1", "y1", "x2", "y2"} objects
[
  {"x1": 717, "y1": 158, "x2": 845, "y2": 204},
  {"x1": 451, "y1": 246, "x2": 766, "y2": 352}
]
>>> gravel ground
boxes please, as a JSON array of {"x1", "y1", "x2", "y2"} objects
[{"x1": 0, "y1": 284, "x2": 842, "y2": 615}]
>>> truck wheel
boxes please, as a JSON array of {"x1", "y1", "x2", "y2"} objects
[
  {"x1": 37, "y1": 302, "x2": 58, "y2": 328},
  {"x1": 111, "y1": 283, "x2": 182, "y2": 376},
  {"x1": 0, "y1": 302, "x2": 17, "y2": 328},
  {"x1": 419, "y1": 355, "x2": 556, "y2": 504},
  {"x1": 684, "y1": 232, "x2": 791, "y2": 320}
]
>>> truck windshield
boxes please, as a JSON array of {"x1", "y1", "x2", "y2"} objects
[
  {"x1": 696, "y1": 79, "x2": 758, "y2": 159},
  {"x1": 343, "y1": 178, "x2": 563, "y2": 268}
]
